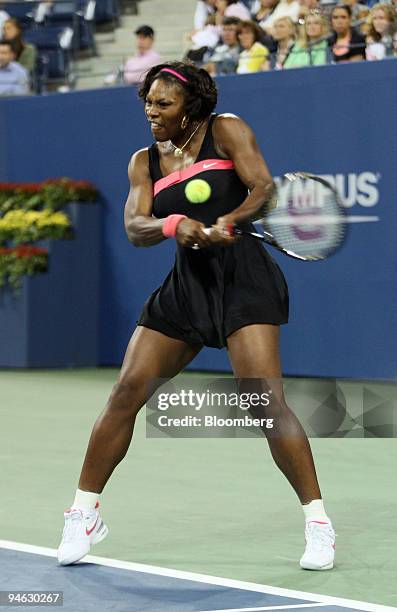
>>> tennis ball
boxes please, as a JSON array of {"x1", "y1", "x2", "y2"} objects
[{"x1": 185, "y1": 179, "x2": 211, "y2": 203}]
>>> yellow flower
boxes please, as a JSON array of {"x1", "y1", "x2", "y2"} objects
[
  {"x1": 24, "y1": 211, "x2": 42, "y2": 224},
  {"x1": 0, "y1": 210, "x2": 71, "y2": 234}
]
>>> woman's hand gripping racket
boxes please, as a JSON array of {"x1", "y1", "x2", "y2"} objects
[{"x1": 200, "y1": 172, "x2": 347, "y2": 261}]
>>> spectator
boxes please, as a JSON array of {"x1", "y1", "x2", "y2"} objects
[
  {"x1": 3, "y1": 18, "x2": 37, "y2": 76},
  {"x1": 123, "y1": 25, "x2": 162, "y2": 85},
  {"x1": 215, "y1": 0, "x2": 252, "y2": 25},
  {"x1": 0, "y1": 39, "x2": 29, "y2": 96},
  {"x1": 284, "y1": 10, "x2": 330, "y2": 68},
  {"x1": 185, "y1": 13, "x2": 220, "y2": 63},
  {"x1": 202, "y1": 16, "x2": 241, "y2": 74},
  {"x1": 329, "y1": 5, "x2": 366, "y2": 62},
  {"x1": 366, "y1": 3, "x2": 397, "y2": 60},
  {"x1": 269, "y1": 16, "x2": 296, "y2": 68},
  {"x1": 258, "y1": 0, "x2": 301, "y2": 34},
  {"x1": 194, "y1": 0, "x2": 217, "y2": 29},
  {"x1": 251, "y1": 0, "x2": 278, "y2": 51},
  {"x1": 237, "y1": 19, "x2": 270, "y2": 72}
]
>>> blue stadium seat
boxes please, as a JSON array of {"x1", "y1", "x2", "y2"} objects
[
  {"x1": 94, "y1": 0, "x2": 120, "y2": 26},
  {"x1": 24, "y1": 26, "x2": 74, "y2": 84},
  {"x1": 40, "y1": 0, "x2": 96, "y2": 52}
]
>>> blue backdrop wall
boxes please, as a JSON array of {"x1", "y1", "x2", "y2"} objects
[{"x1": 1, "y1": 60, "x2": 396, "y2": 379}]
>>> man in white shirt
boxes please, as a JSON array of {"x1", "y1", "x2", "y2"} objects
[{"x1": 0, "y1": 40, "x2": 29, "y2": 96}]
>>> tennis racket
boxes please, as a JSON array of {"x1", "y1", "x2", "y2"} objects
[{"x1": 202, "y1": 172, "x2": 347, "y2": 261}]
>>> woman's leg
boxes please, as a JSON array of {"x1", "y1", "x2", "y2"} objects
[
  {"x1": 226, "y1": 324, "x2": 321, "y2": 503},
  {"x1": 78, "y1": 326, "x2": 201, "y2": 493}
]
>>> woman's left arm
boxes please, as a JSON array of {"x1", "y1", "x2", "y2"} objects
[{"x1": 212, "y1": 114, "x2": 275, "y2": 229}]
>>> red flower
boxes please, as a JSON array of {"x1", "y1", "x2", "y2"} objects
[
  {"x1": 0, "y1": 246, "x2": 48, "y2": 258},
  {"x1": 0, "y1": 178, "x2": 97, "y2": 203},
  {"x1": 15, "y1": 246, "x2": 48, "y2": 258}
]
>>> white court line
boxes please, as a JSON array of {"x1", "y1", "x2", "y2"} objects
[
  {"x1": 200, "y1": 603, "x2": 328, "y2": 611},
  {"x1": 0, "y1": 540, "x2": 396, "y2": 612}
]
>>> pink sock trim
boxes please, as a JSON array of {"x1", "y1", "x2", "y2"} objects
[{"x1": 162, "y1": 214, "x2": 187, "y2": 238}]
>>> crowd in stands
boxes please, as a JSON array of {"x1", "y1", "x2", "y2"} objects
[
  {"x1": 1, "y1": 0, "x2": 397, "y2": 96},
  {"x1": 186, "y1": 0, "x2": 397, "y2": 74},
  {"x1": 0, "y1": 0, "x2": 102, "y2": 96}
]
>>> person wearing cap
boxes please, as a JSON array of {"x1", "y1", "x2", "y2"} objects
[{"x1": 123, "y1": 25, "x2": 162, "y2": 85}]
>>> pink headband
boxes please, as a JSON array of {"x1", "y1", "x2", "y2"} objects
[{"x1": 160, "y1": 68, "x2": 188, "y2": 83}]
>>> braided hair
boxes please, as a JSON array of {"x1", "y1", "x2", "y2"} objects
[{"x1": 139, "y1": 61, "x2": 218, "y2": 122}]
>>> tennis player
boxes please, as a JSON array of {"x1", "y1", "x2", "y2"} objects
[{"x1": 57, "y1": 61, "x2": 335, "y2": 570}]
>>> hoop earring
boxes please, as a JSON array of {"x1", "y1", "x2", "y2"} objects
[{"x1": 181, "y1": 115, "x2": 189, "y2": 130}]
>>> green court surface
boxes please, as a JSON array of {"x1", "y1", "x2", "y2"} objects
[{"x1": 1, "y1": 369, "x2": 396, "y2": 608}]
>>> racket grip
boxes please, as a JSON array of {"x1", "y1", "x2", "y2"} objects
[
  {"x1": 192, "y1": 227, "x2": 212, "y2": 250},
  {"x1": 192, "y1": 226, "x2": 236, "y2": 249}
]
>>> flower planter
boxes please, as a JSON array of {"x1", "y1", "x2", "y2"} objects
[{"x1": 0, "y1": 202, "x2": 100, "y2": 367}]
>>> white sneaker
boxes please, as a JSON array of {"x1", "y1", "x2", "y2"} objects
[
  {"x1": 57, "y1": 502, "x2": 108, "y2": 566},
  {"x1": 299, "y1": 520, "x2": 335, "y2": 570}
]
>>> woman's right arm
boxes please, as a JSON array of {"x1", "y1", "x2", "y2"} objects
[
  {"x1": 124, "y1": 149, "x2": 211, "y2": 249},
  {"x1": 124, "y1": 149, "x2": 166, "y2": 247}
]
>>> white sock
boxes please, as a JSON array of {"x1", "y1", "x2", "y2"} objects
[
  {"x1": 72, "y1": 488, "x2": 99, "y2": 511},
  {"x1": 302, "y1": 499, "x2": 330, "y2": 523}
]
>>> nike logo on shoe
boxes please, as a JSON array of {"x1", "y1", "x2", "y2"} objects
[
  {"x1": 203, "y1": 162, "x2": 217, "y2": 169},
  {"x1": 86, "y1": 518, "x2": 98, "y2": 535}
]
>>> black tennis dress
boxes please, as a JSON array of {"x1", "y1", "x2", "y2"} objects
[{"x1": 138, "y1": 114, "x2": 289, "y2": 349}]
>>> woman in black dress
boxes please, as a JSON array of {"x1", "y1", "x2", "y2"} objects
[
  {"x1": 329, "y1": 4, "x2": 366, "y2": 63},
  {"x1": 58, "y1": 61, "x2": 335, "y2": 571}
]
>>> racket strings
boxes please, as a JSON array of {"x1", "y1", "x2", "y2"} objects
[{"x1": 260, "y1": 176, "x2": 346, "y2": 259}]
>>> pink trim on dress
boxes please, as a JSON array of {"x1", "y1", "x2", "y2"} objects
[{"x1": 153, "y1": 159, "x2": 235, "y2": 197}]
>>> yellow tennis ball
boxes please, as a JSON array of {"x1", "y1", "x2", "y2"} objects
[{"x1": 185, "y1": 179, "x2": 211, "y2": 203}]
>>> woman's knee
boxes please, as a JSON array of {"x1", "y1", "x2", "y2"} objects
[{"x1": 107, "y1": 376, "x2": 146, "y2": 416}]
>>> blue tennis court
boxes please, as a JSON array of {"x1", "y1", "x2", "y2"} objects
[{"x1": 0, "y1": 541, "x2": 394, "y2": 612}]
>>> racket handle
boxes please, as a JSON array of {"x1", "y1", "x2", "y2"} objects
[
  {"x1": 192, "y1": 226, "x2": 235, "y2": 249},
  {"x1": 192, "y1": 227, "x2": 212, "y2": 250}
]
